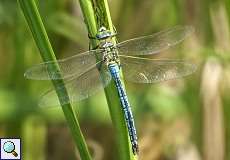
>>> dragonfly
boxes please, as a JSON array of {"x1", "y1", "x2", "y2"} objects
[{"x1": 24, "y1": 25, "x2": 196, "y2": 155}]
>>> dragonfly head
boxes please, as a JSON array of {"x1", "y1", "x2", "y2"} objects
[{"x1": 96, "y1": 26, "x2": 116, "y2": 40}]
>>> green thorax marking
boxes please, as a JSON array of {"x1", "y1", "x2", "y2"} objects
[{"x1": 96, "y1": 27, "x2": 119, "y2": 66}]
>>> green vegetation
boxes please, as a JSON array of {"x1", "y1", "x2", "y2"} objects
[
  {"x1": 17, "y1": 0, "x2": 91, "y2": 159},
  {"x1": 78, "y1": 0, "x2": 136, "y2": 159}
]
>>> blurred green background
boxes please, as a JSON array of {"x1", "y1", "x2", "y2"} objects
[{"x1": 0, "y1": 0, "x2": 230, "y2": 160}]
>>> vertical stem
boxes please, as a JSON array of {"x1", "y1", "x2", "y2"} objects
[
  {"x1": 201, "y1": 58, "x2": 225, "y2": 160},
  {"x1": 78, "y1": 0, "x2": 98, "y2": 47},
  {"x1": 17, "y1": 0, "x2": 92, "y2": 159},
  {"x1": 78, "y1": 0, "x2": 137, "y2": 159}
]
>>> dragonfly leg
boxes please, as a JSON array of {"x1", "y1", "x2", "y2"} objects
[{"x1": 88, "y1": 33, "x2": 97, "y2": 39}]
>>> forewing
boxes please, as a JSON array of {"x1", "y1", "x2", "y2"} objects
[
  {"x1": 120, "y1": 55, "x2": 196, "y2": 83},
  {"x1": 117, "y1": 26, "x2": 194, "y2": 56},
  {"x1": 38, "y1": 65, "x2": 111, "y2": 107},
  {"x1": 24, "y1": 50, "x2": 102, "y2": 80}
]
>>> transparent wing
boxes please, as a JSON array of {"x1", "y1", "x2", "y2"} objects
[
  {"x1": 120, "y1": 55, "x2": 196, "y2": 83},
  {"x1": 117, "y1": 26, "x2": 194, "y2": 56},
  {"x1": 38, "y1": 65, "x2": 111, "y2": 107},
  {"x1": 24, "y1": 50, "x2": 103, "y2": 80}
]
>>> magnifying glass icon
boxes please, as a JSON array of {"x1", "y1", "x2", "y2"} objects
[{"x1": 3, "y1": 141, "x2": 18, "y2": 157}]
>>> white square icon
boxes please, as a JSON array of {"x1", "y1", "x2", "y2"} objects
[{"x1": 0, "y1": 139, "x2": 21, "y2": 160}]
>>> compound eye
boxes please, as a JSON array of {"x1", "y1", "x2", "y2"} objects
[{"x1": 99, "y1": 26, "x2": 107, "y2": 32}]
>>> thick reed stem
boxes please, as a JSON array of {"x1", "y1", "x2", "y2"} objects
[
  {"x1": 78, "y1": 0, "x2": 137, "y2": 159},
  {"x1": 17, "y1": 0, "x2": 92, "y2": 159}
]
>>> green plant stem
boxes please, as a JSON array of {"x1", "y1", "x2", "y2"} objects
[
  {"x1": 78, "y1": 0, "x2": 137, "y2": 159},
  {"x1": 17, "y1": 0, "x2": 92, "y2": 160},
  {"x1": 78, "y1": 0, "x2": 98, "y2": 47}
]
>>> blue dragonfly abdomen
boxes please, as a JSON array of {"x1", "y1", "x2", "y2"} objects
[{"x1": 109, "y1": 63, "x2": 139, "y2": 154}]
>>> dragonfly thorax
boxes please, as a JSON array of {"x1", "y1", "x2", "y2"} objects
[
  {"x1": 100, "y1": 41, "x2": 114, "y2": 49},
  {"x1": 95, "y1": 27, "x2": 119, "y2": 66},
  {"x1": 99, "y1": 41, "x2": 119, "y2": 66}
]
